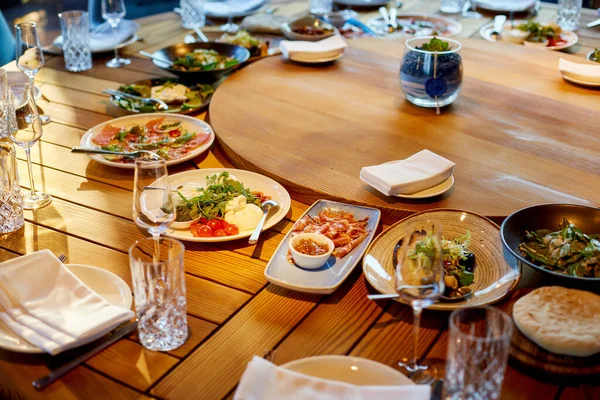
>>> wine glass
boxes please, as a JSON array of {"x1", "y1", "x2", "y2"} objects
[
  {"x1": 220, "y1": 4, "x2": 239, "y2": 33},
  {"x1": 395, "y1": 219, "x2": 445, "y2": 384},
  {"x1": 15, "y1": 22, "x2": 51, "y2": 125},
  {"x1": 133, "y1": 159, "x2": 175, "y2": 242},
  {"x1": 101, "y1": 0, "x2": 131, "y2": 68},
  {"x1": 8, "y1": 83, "x2": 52, "y2": 210}
]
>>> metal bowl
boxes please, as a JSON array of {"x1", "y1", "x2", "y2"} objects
[
  {"x1": 282, "y1": 17, "x2": 337, "y2": 42},
  {"x1": 501, "y1": 204, "x2": 600, "y2": 289},
  {"x1": 149, "y1": 42, "x2": 250, "y2": 83}
]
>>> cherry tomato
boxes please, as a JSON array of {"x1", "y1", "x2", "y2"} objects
[
  {"x1": 191, "y1": 224, "x2": 212, "y2": 238},
  {"x1": 199, "y1": 217, "x2": 209, "y2": 225},
  {"x1": 169, "y1": 129, "x2": 181, "y2": 138},
  {"x1": 224, "y1": 224, "x2": 239, "y2": 236},
  {"x1": 207, "y1": 219, "x2": 222, "y2": 231},
  {"x1": 220, "y1": 219, "x2": 230, "y2": 228},
  {"x1": 213, "y1": 229, "x2": 227, "y2": 237}
]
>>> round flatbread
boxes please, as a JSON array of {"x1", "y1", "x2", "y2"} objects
[{"x1": 513, "y1": 286, "x2": 600, "y2": 357}]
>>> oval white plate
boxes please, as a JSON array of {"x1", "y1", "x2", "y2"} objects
[
  {"x1": 368, "y1": 13, "x2": 462, "y2": 37},
  {"x1": 79, "y1": 113, "x2": 215, "y2": 169},
  {"x1": 288, "y1": 52, "x2": 344, "y2": 64},
  {"x1": 281, "y1": 355, "x2": 414, "y2": 386},
  {"x1": 163, "y1": 168, "x2": 291, "y2": 243},
  {"x1": 480, "y1": 21, "x2": 578, "y2": 51},
  {"x1": 394, "y1": 175, "x2": 454, "y2": 199},
  {"x1": 0, "y1": 264, "x2": 132, "y2": 354},
  {"x1": 561, "y1": 74, "x2": 600, "y2": 88},
  {"x1": 44, "y1": 34, "x2": 140, "y2": 55}
]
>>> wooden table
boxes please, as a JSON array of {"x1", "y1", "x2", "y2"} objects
[{"x1": 0, "y1": 1, "x2": 599, "y2": 399}]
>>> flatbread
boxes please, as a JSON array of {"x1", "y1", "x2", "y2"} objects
[{"x1": 513, "y1": 286, "x2": 600, "y2": 357}]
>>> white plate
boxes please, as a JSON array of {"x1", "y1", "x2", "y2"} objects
[
  {"x1": 368, "y1": 13, "x2": 462, "y2": 37},
  {"x1": 288, "y1": 52, "x2": 344, "y2": 64},
  {"x1": 79, "y1": 113, "x2": 215, "y2": 169},
  {"x1": 480, "y1": 21, "x2": 578, "y2": 51},
  {"x1": 0, "y1": 264, "x2": 132, "y2": 354},
  {"x1": 281, "y1": 355, "x2": 414, "y2": 386},
  {"x1": 561, "y1": 74, "x2": 600, "y2": 87},
  {"x1": 265, "y1": 199, "x2": 380, "y2": 294},
  {"x1": 43, "y1": 34, "x2": 140, "y2": 55},
  {"x1": 476, "y1": 0, "x2": 535, "y2": 12},
  {"x1": 205, "y1": 1, "x2": 266, "y2": 18},
  {"x1": 163, "y1": 168, "x2": 291, "y2": 242},
  {"x1": 394, "y1": 175, "x2": 454, "y2": 199}
]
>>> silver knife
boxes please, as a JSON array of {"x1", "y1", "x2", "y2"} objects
[
  {"x1": 32, "y1": 320, "x2": 138, "y2": 390},
  {"x1": 588, "y1": 18, "x2": 600, "y2": 28}
]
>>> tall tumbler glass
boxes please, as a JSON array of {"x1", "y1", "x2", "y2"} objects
[
  {"x1": 310, "y1": 0, "x2": 333, "y2": 15},
  {"x1": 444, "y1": 307, "x2": 513, "y2": 400},
  {"x1": 180, "y1": 0, "x2": 206, "y2": 29},
  {"x1": 557, "y1": 0, "x2": 582, "y2": 31},
  {"x1": 58, "y1": 11, "x2": 92, "y2": 72},
  {"x1": 129, "y1": 237, "x2": 188, "y2": 351}
]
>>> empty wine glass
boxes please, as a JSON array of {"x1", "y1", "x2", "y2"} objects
[
  {"x1": 8, "y1": 83, "x2": 52, "y2": 210},
  {"x1": 15, "y1": 22, "x2": 51, "y2": 125},
  {"x1": 395, "y1": 219, "x2": 445, "y2": 384},
  {"x1": 101, "y1": 0, "x2": 131, "y2": 68},
  {"x1": 220, "y1": 4, "x2": 239, "y2": 33}
]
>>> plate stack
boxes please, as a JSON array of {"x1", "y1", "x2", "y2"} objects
[{"x1": 280, "y1": 35, "x2": 347, "y2": 64}]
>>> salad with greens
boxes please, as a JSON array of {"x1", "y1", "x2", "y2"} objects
[
  {"x1": 590, "y1": 48, "x2": 600, "y2": 63},
  {"x1": 441, "y1": 231, "x2": 475, "y2": 292}
]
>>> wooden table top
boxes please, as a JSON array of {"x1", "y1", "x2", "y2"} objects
[{"x1": 0, "y1": 1, "x2": 599, "y2": 399}]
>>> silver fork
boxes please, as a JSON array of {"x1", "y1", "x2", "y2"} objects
[
  {"x1": 71, "y1": 147, "x2": 162, "y2": 160},
  {"x1": 57, "y1": 253, "x2": 67, "y2": 263}
]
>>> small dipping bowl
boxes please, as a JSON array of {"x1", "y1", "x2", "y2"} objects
[
  {"x1": 289, "y1": 233, "x2": 334, "y2": 269},
  {"x1": 282, "y1": 17, "x2": 336, "y2": 42}
]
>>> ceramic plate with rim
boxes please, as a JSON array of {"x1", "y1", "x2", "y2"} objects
[
  {"x1": 561, "y1": 74, "x2": 600, "y2": 88},
  {"x1": 368, "y1": 13, "x2": 462, "y2": 37},
  {"x1": 205, "y1": 1, "x2": 265, "y2": 18},
  {"x1": 363, "y1": 209, "x2": 521, "y2": 311},
  {"x1": 44, "y1": 34, "x2": 140, "y2": 55},
  {"x1": 281, "y1": 355, "x2": 414, "y2": 386},
  {"x1": 394, "y1": 175, "x2": 454, "y2": 199},
  {"x1": 79, "y1": 113, "x2": 215, "y2": 169},
  {"x1": 265, "y1": 199, "x2": 380, "y2": 294},
  {"x1": 163, "y1": 168, "x2": 291, "y2": 243},
  {"x1": 288, "y1": 52, "x2": 344, "y2": 64},
  {"x1": 0, "y1": 264, "x2": 132, "y2": 354},
  {"x1": 480, "y1": 21, "x2": 578, "y2": 50},
  {"x1": 476, "y1": 0, "x2": 535, "y2": 12}
]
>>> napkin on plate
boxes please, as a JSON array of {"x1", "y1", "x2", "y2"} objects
[
  {"x1": 234, "y1": 356, "x2": 431, "y2": 400},
  {"x1": 0, "y1": 250, "x2": 134, "y2": 355},
  {"x1": 360, "y1": 150, "x2": 455, "y2": 196},
  {"x1": 205, "y1": 0, "x2": 264, "y2": 17},
  {"x1": 52, "y1": 20, "x2": 139, "y2": 52},
  {"x1": 280, "y1": 35, "x2": 348, "y2": 61},
  {"x1": 559, "y1": 58, "x2": 600, "y2": 84}
]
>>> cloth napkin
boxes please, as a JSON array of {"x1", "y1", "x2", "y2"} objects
[
  {"x1": 0, "y1": 250, "x2": 134, "y2": 355},
  {"x1": 52, "y1": 20, "x2": 139, "y2": 52},
  {"x1": 234, "y1": 356, "x2": 431, "y2": 400},
  {"x1": 476, "y1": 0, "x2": 535, "y2": 11},
  {"x1": 360, "y1": 150, "x2": 455, "y2": 196},
  {"x1": 205, "y1": 0, "x2": 264, "y2": 17},
  {"x1": 280, "y1": 35, "x2": 348, "y2": 61},
  {"x1": 559, "y1": 58, "x2": 600, "y2": 84}
]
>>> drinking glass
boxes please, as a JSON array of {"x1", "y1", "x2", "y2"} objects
[
  {"x1": 180, "y1": 0, "x2": 206, "y2": 29},
  {"x1": 8, "y1": 83, "x2": 51, "y2": 210},
  {"x1": 58, "y1": 10, "x2": 92, "y2": 72},
  {"x1": 129, "y1": 237, "x2": 188, "y2": 351},
  {"x1": 101, "y1": 0, "x2": 131, "y2": 68},
  {"x1": 462, "y1": 0, "x2": 482, "y2": 19},
  {"x1": 440, "y1": 0, "x2": 465, "y2": 14},
  {"x1": 220, "y1": 4, "x2": 239, "y2": 33},
  {"x1": 15, "y1": 22, "x2": 51, "y2": 125},
  {"x1": 444, "y1": 307, "x2": 513, "y2": 400},
  {"x1": 557, "y1": 0, "x2": 582, "y2": 31},
  {"x1": 310, "y1": 0, "x2": 333, "y2": 15},
  {"x1": 395, "y1": 219, "x2": 445, "y2": 384}
]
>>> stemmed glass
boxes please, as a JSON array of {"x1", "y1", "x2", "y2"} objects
[
  {"x1": 15, "y1": 22, "x2": 51, "y2": 125},
  {"x1": 462, "y1": 0, "x2": 482, "y2": 19},
  {"x1": 7, "y1": 83, "x2": 52, "y2": 210},
  {"x1": 220, "y1": 4, "x2": 239, "y2": 33},
  {"x1": 395, "y1": 219, "x2": 445, "y2": 384},
  {"x1": 101, "y1": 0, "x2": 131, "y2": 68}
]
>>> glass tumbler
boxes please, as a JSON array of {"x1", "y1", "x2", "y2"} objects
[
  {"x1": 557, "y1": 0, "x2": 582, "y2": 31},
  {"x1": 129, "y1": 237, "x2": 188, "y2": 351},
  {"x1": 310, "y1": 0, "x2": 333, "y2": 15},
  {"x1": 444, "y1": 307, "x2": 513, "y2": 400},
  {"x1": 180, "y1": 0, "x2": 206, "y2": 29},
  {"x1": 58, "y1": 11, "x2": 92, "y2": 72},
  {"x1": 440, "y1": 0, "x2": 465, "y2": 13}
]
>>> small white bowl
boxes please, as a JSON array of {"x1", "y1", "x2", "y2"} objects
[
  {"x1": 499, "y1": 28, "x2": 529, "y2": 44},
  {"x1": 289, "y1": 233, "x2": 334, "y2": 269}
]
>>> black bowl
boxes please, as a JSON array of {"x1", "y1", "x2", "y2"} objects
[
  {"x1": 150, "y1": 42, "x2": 250, "y2": 83},
  {"x1": 500, "y1": 204, "x2": 600, "y2": 288}
]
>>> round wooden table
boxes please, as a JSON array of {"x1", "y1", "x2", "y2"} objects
[{"x1": 210, "y1": 37, "x2": 600, "y2": 223}]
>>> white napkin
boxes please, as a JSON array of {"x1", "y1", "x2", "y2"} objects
[
  {"x1": 205, "y1": 0, "x2": 264, "y2": 17},
  {"x1": 360, "y1": 150, "x2": 455, "y2": 196},
  {"x1": 52, "y1": 20, "x2": 139, "y2": 52},
  {"x1": 0, "y1": 250, "x2": 134, "y2": 355},
  {"x1": 234, "y1": 356, "x2": 430, "y2": 400},
  {"x1": 559, "y1": 58, "x2": 600, "y2": 84},
  {"x1": 280, "y1": 35, "x2": 347, "y2": 61},
  {"x1": 477, "y1": 0, "x2": 535, "y2": 11}
]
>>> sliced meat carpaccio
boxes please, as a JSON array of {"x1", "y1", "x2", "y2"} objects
[{"x1": 91, "y1": 124, "x2": 121, "y2": 146}]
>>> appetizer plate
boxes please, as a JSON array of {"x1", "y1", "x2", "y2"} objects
[
  {"x1": 363, "y1": 209, "x2": 521, "y2": 311},
  {"x1": 80, "y1": 113, "x2": 215, "y2": 169},
  {"x1": 44, "y1": 34, "x2": 140, "y2": 55},
  {"x1": 265, "y1": 200, "x2": 380, "y2": 294},
  {"x1": 0, "y1": 264, "x2": 132, "y2": 354},
  {"x1": 281, "y1": 356, "x2": 414, "y2": 386},
  {"x1": 561, "y1": 75, "x2": 600, "y2": 88},
  {"x1": 480, "y1": 21, "x2": 578, "y2": 50},
  {"x1": 368, "y1": 13, "x2": 462, "y2": 37},
  {"x1": 287, "y1": 52, "x2": 345, "y2": 64},
  {"x1": 394, "y1": 175, "x2": 454, "y2": 199},
  {"x1": 164, "y1": 168, "x2": 291, "y2": 243}
]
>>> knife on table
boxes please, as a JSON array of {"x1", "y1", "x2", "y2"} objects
[{"x1": 588, "y1": 18, "x2": 600, "y2": 28}]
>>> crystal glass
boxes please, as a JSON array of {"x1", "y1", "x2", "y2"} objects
[
  {"x1": 8, "y1": 83, "x2": 51, "y2": 210},
  {"x1": 440, "y1": 0, "x2": 465, "y2": 13},
  {"x1": 15, "y1": 22, "x2": 51, "y2": 125},
  {"x1": 220, "y1": 4, "x2": 239, "y2": 33},
  {"x1": 444, "y1": 307, "x2": 513, "y2": 400},
  {"x1": 129, "y1": 237, "x2": 188, "y2": 351},
  {"x1": 180, "y1": 0, "x2": 206, "y2": 29},
  {"x1": 58, "y1": 10, "x2": 92, "y2": 72},
  {"x1": 400, "y1": 37, "x2": 463, "y2": 111},
  {"x1": 557, "y1": 0, "x2": 582, "y2": 31},
  {"x1": 310, "y1": 0, "x2": 333, "y2": 15},
  {"x1": 101, "y1": 0, "x2": 131, "y2": 68},
  {"x1": 396, "y1": 219, "x2": 445, "y2": 384}
]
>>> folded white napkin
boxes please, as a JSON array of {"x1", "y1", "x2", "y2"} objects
[
  {"x1": 476, "y1": 0, "x2": 535, "y2": 11},
  {"x1": 559, "y1": 58, "x2": 600, "y2": 84},
  {"x1": 280, "y1": 35, "x2": 347, "y2": 61},
  {"x1": 234, "y1": 357, "x2": 430, "y2": 400},
  {"x1": 205, "y1": 0, "x2": 264, "y2": 17},
  {"x1": 0, "y1": 250, "x2": 134, "y2": 355},
  {"x1": 360, "y1": 150, "x2": 455, "y2": 196},
  {"x1": 52, "y1": 20, "x2": 139, "y2": 52}
]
